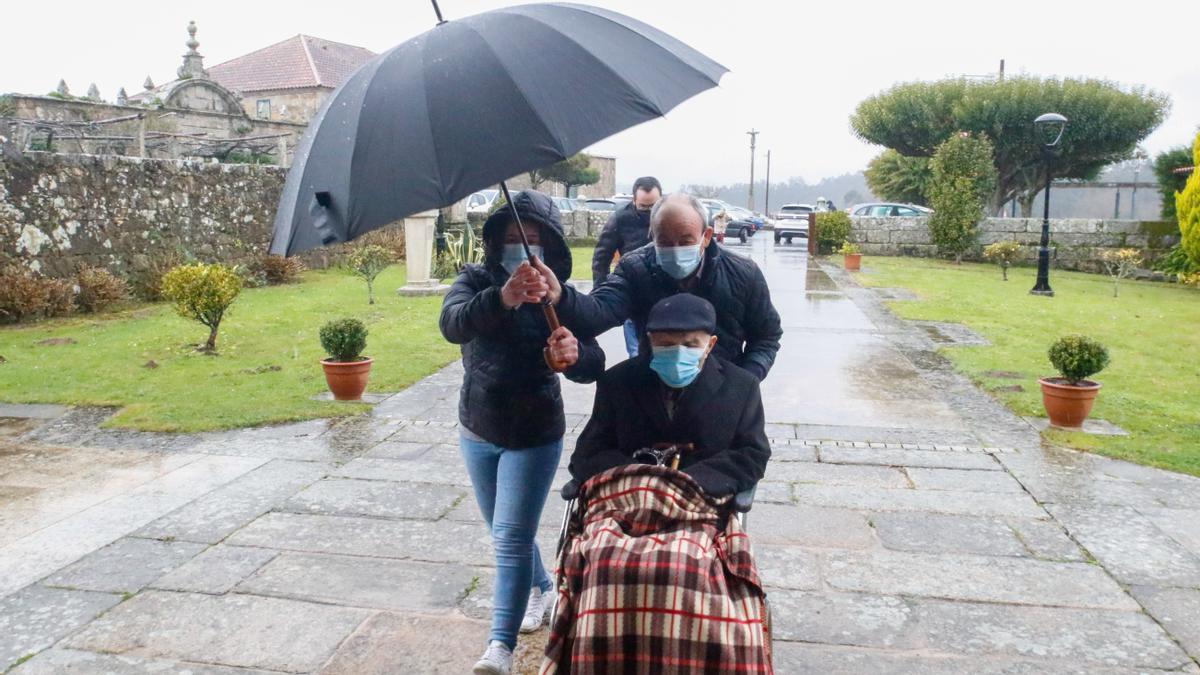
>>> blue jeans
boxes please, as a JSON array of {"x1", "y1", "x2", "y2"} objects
[
  {"x1": 460, "y1": 433, "x2": 562, "y2": 649},
  {"x1": 623, "y1": 319, "x2": 640, "y2": 358}
]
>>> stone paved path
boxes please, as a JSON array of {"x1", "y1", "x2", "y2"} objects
[{"x1": 2, "y1": 238, "x2": 1199, "y2": 673}]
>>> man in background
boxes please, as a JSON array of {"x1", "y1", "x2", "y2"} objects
[{"x1": 591, "y1": 176, "x2": 662, "y2": 357}]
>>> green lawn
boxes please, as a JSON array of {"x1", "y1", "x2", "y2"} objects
[
  {"x1": 0, "y1": 266, "x2": 459, "y2": 433},
  {"x1": 570, "y1": 245, "x2": 593, "y2": 281},
  {"x1": 857, "y1": 256, "x2": 1200, "y2": 477}
]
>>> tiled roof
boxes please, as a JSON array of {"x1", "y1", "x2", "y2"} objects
[{"x1": 207, "y1": 35, "x2": 376, "y2": 93}]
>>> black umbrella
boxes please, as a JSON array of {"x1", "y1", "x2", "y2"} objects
[{"x1": 269, "y1": 2, "x2": 727, "y2": 257}]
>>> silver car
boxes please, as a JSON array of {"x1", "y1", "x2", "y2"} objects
[
  {"x1": 773, "y1": 204, "x2": 812, "y2": 244},
  {"x1": 849, "y1": 203, "x2": 931, "y2": 217}
]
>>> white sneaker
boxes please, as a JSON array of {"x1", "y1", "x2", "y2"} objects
[
  {"x1": 473, "y1": 640, "x2": 512, "y2": 675},
  {"x1": 520, "y1": 586, "x2": 547, "y2": 633}
]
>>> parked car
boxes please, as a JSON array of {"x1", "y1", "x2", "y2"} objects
[
  {"x1": 466, "y1": 189, "x2": 500, "y2": 214},
  {"x1": 724, "y1": 205, "x2": 764, "y2": 243},
  {"x1": 849, "y1": 203, "x2": 931, "y2": 217},
  {"x1": 553, "y1": 197, "x2": 579, "y2": 214},
  {"x1": 698, "y1": 199, "x2": 733, "y2": 243},
  {"x1": 773, "y1": 204, "x2": 813, "y2": 244},
  {"x1": 584, "y1": 198, "x2": 619, "y2": 212}
]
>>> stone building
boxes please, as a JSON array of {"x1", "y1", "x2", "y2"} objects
[{"x1": 205, "y1": 34, "x2": 376, "y2": 124}]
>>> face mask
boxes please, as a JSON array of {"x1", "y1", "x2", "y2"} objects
[
  {"x1": 656, "y1": 244, "x2": 702, "y2": 280},
  {"x1": 649, "y1": 344, "x2": 707, "y2": 388},
  {"x1": 501, "y1": 243, "x2": 541, "y2": 275}
]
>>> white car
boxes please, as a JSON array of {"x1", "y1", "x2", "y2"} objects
[
  {"x1": 773, "y1": 204, "x2": 813, "y2": 244},
  {"x1": 466, "y1": 189, "x2": 500, "y2": 214}
]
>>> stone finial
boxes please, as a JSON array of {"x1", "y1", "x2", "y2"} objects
[
  {"x1": 86, "y1": 83, "x2": 101, "y2": 101},
  {"x1": 177, "y1": 20, "x2": 206, "y2": 80},
  {"x1": 56, "y1": 79, "x2": 70, "y2": 96},
  {"x1": 143, "y1": 76, "x2": 155, "y2": 91},
  {"x1": 116, "y1": 87, "x2": 129, "y2": 105}
]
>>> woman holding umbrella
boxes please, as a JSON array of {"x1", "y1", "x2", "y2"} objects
[{"x1": 440, "y1": 189, "x2": 603, "y2": 674}]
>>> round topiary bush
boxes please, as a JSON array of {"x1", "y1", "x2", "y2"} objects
[
  {"x1": 320, "y1": 318, "x2": 368, "y2": 362},
  {"x1": 161, "y1": 263, "x2": 242, "y2": 352},
  {"x1": 1048, "y1": 334, "x2": 1110, "y2": 385},
  {"x1": 816, "y1": 211, "x2": 852, "y2": 254},
  {"x1": 75, "y1": 266, "x2": 128, "y2": 313}
]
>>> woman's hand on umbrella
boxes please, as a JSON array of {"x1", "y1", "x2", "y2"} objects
[
  {"x1": 529, "y1": 256, "x2": 563, "y2": 305},
  {"x1": 546, "y1": 326, "x2": 579, "y2": 368},
  {"x1": 501, "y1": 262, "x2": 549, "y2": 308}
]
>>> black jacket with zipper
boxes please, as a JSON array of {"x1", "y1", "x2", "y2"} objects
[
  {"x1": 440, "y1": 190, "x2": 604, "y2": 449},
  {"x1": 590, "y1": 201, "x2": 651, "y2": 285}
]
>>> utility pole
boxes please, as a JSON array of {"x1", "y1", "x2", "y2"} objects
[
  {"x1": 999, "y1": 59, "x2": 1005, "y2": 81},
  {"x1": 746, "y1": 129, "x2": 759, "y2": 211},
  {"x1": 764, "y1": 150, "x2": 772, "y2": 216}
]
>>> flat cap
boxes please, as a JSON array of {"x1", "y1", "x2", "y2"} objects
[{"x1": 645, "y1": 293, "x2": 716, "y2": 334}]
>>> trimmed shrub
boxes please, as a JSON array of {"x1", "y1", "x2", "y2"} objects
[
  {"x1": 815, "y1": 211, "x2": 852, "y2": 254},
  {"x1": 346, "y1": 245, "x2": 394, "y2": 305},
  {"x1": 0, "y1": 267, "x2": 74, "y2": 323},
  {"x1": 983, "y1": 241, "x2": 1024, "y2": 280},
  {"x1": 1152, "y1": 245, "x2": 1200, "y2": 276},
  {"x1": 926, "y1": 132, "x2": 997, "y2": 262},
  {"x1": 75, "y1": 266, "x2": 128, "y2": 313},
  {"x1": 259, "y1": 255, "x2": 306, "y2": 285},
  {"x1": 129, "y1": 250, "x2": 185, "y2": 301},
  {"x1": 838, "y1": 241, "x2": 861, "y2": 255},
  {"x1": 1048, "y1": 335, "x2": 1110, "y2": 385},
  {"x1": 319, "y1": 318, "x2": 368, "y2": 362},
  {"x1": 161, "y1": 263, "x2": 242, "y2": 352},
  {"x1": 1099, "y1": 248, "x2": 1143, "y2": 298}
]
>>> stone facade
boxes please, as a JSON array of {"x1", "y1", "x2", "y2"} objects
[
  {"x1": 501, "y1": 155, "x2": 617, "y2": 200},
  {"x1": 242, "y1": 88, "x2": 330, "y2": 124},
  {"x1": 0, "y1": 151, "x2": 286, "y2": 277},
  {"x1": 848, "y1": 216, "x2": 1180, "y2": 272}
]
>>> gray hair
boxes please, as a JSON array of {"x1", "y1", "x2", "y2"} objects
[{"x1": 649, "y1": 192, "x2": 709, "y2": 235}]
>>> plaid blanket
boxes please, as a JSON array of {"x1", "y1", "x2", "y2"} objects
[{"x1": 540, "y1": 464, "x2": 772, "y2": 674}]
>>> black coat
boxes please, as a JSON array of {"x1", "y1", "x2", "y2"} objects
[
  {"x1": 565, "y1": 241, "x2": 782, "y2": 381},
  {"x1": 570, "y1": 355, "x2": 770, "y2": 496},
  {"x1": 590, "y1": 201, "x2": 651, "y2": 285},
  {"x1": 440, "y1": 190, "x2": 604, "y2": 449}
]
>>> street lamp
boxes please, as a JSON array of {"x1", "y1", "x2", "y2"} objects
[{"x1": 1030, "y1": 112, "x2": 1067, "y2": 297}]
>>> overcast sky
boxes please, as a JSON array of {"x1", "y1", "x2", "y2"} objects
[{"x1": 3, "y1": 0, "x2": 1197, "y2": 190}]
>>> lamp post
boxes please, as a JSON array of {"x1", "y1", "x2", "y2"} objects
[{"x1": 1030, "y1": 112, "x2": 1067, "y2": 297}]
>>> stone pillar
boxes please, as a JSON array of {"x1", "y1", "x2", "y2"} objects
[{"x1": 397, "y1": 209, "x2": 450, "y2": 296}]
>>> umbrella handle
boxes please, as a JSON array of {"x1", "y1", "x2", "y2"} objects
[{"x1": 542, "y1": 303, "x2": 569, "y2": 373}]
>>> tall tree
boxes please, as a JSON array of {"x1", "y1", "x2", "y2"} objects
[
  {"x1": 851, "y1": 77, "x2": 1170, "y2": 216},
  {"x1": 1154, "y1": 142, "x2": 1195, "y2": 221},
  {"x1": 529, "y1": 153, "x2": 600, "y2": 195},
  {"x1": 1179, "y1": 134, "x2": 1200, "y2": 267},
  {"x1": 864, "y1": 150, "x2": 932, "y2": 206}
]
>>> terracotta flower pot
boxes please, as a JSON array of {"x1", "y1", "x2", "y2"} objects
[
  {"x1": 843, "y1": 253, "x2": 862, "y2": 271},
  {"x1": 321, "y1": 357, "x2": 374, "y2": 401},
  {"x1": 1039, "y1": 377, "x2": 1101, "y2": 429}
]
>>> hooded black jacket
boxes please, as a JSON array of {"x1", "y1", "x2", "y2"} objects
[
  {"x1": 564, "y1": 241, "x2": 782, "y2": 381},
  {"x1": 439, "y1": 190, "x2": 604, "y2": 449},
  {"x1": 590, "y1": 201, "x2": 651, "y2": 285}
]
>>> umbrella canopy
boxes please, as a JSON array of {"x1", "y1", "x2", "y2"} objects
[{"x1": 270, "y1": 2, "x2": 727, "y2": 256}]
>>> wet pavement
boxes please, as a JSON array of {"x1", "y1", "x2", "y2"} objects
[{"x1": 1, "y1": 236, "x2": 1199, "y2": 673}]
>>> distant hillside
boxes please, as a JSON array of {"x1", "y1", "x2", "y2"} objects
[{"x1": 672, "y1": 173, "x2": 878, "y2": 214}]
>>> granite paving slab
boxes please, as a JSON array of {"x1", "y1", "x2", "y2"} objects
[
  {"x1": 754, "y1": 546, "x2": 821, "y2": 590},
  {"x1": 824, "y1": 549, "x2": 1138, "y2": 610},
  {"x1": 819, "y1": 447, "x2": 1001, "y2": 470},
  {"x1": 905, "y1": 467, "x2": 1025, "y2": 493},
  {"x1": 330, "y1": 457, "x2": 472, "y2": 487},
  {"x1": 236, "y1": 551, "x2": 477, "y2": 612},
  {"x1": 10, "y1": 648, "x2": 280, "y2": 674},
  {"x1": 42, "y1": 537, "x2": 206, "y2": 594},
  {"x1": 280, "y1": 477, "x2": 465, "y2": 521},
  {"x1": 748, "y1": 503, "x2": 876, "y2": 548},
  {"x1": 1139, "y1": 507, "x2": 1200, "y2": 554},
  {"x1": 792, "y1": 483, "x2": 1045, "y2": 518},
  {"x1": 1130, "y1": 585, "x2": 1200, "y2": 660},
  {"x1": 767, "y1": 444, "x2": 818, "y2": 462},
  {"x1": 149, "y1": 545, "x2": 279, "y2": 595},
  {"x1": 0, "y1": 585, "x2": 122, "y2": 671},
  {"x1": 870, "y1": 512, "x2": 1029, "y2": 557},
  {"x1": 764, "y1": 461, "x2": 909, "y2": 488},
  {"x1": 1047, "y1": 504, "x2": 1200, "y2": 587},
  {"x1": 319, "y1": 612, "x2": 489, "y2": 675},
  {"x1": 135, "y1": 459, "x2": 330, "y2": 544},
  {"x1": 752, "y1": 481, "x2": 794, "y2": 503},
  {"x1": 1008, "y1": 517, "x2": 1088, "y2": 561},
  {"x1": 916, "y1": 598, "x2": 1191, "y2": 669},
  {"x1": 225, "y1": 512, "x2": 493, "y2": 564},
  {"x1": 64, "y1": 591, "x2": 371, "y2": 672},
  {"x1": 363, "y1": 440, "x2": 435, "y2": 460},
  {"x1": 768, "y1": 590, "x2": 921, "y2": 649}
]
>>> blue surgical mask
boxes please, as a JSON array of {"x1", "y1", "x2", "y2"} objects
[
  {"x1": 656, "y1": 244, "x2": 703, "y2": 280},
  {"x1": 649, "y1": 344, "x2": 708, "y2": 388},
  {"x1": 501, "y1": 243, "x2": 541, "y2": 275}
]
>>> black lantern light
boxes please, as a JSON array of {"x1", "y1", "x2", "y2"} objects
[{"x1": 1030, "y1": 112, "x2": 1067, "y2": 296}]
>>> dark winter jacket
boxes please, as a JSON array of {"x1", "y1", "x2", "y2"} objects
[
  {"x1": 564, "y1": 242, "x2": 782, "y2": 381},
  {"x1": 570, "y1": 354, "x2": 770, "y2": 496},
  {"x1": 439, "y1": 190, "x2": 604, "y2": 449},
  {"x1": 591, "y1": 202, "x2": 652, "y2": 285}
]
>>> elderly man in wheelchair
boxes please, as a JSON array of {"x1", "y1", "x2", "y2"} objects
[{"x1": 541, "y1": 294, "x2": 773, "y2": 674}]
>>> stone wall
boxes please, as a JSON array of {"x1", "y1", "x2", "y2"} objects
[
  {"x1": 1, "y1": 151, "x2": 286, "y2": 277},
  {"x1": 241, "y1": 88, "x2": 329, "y2": 125},
  {"x1": 849, "y1": 216, "x2": 1180, "y2": 272}
]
